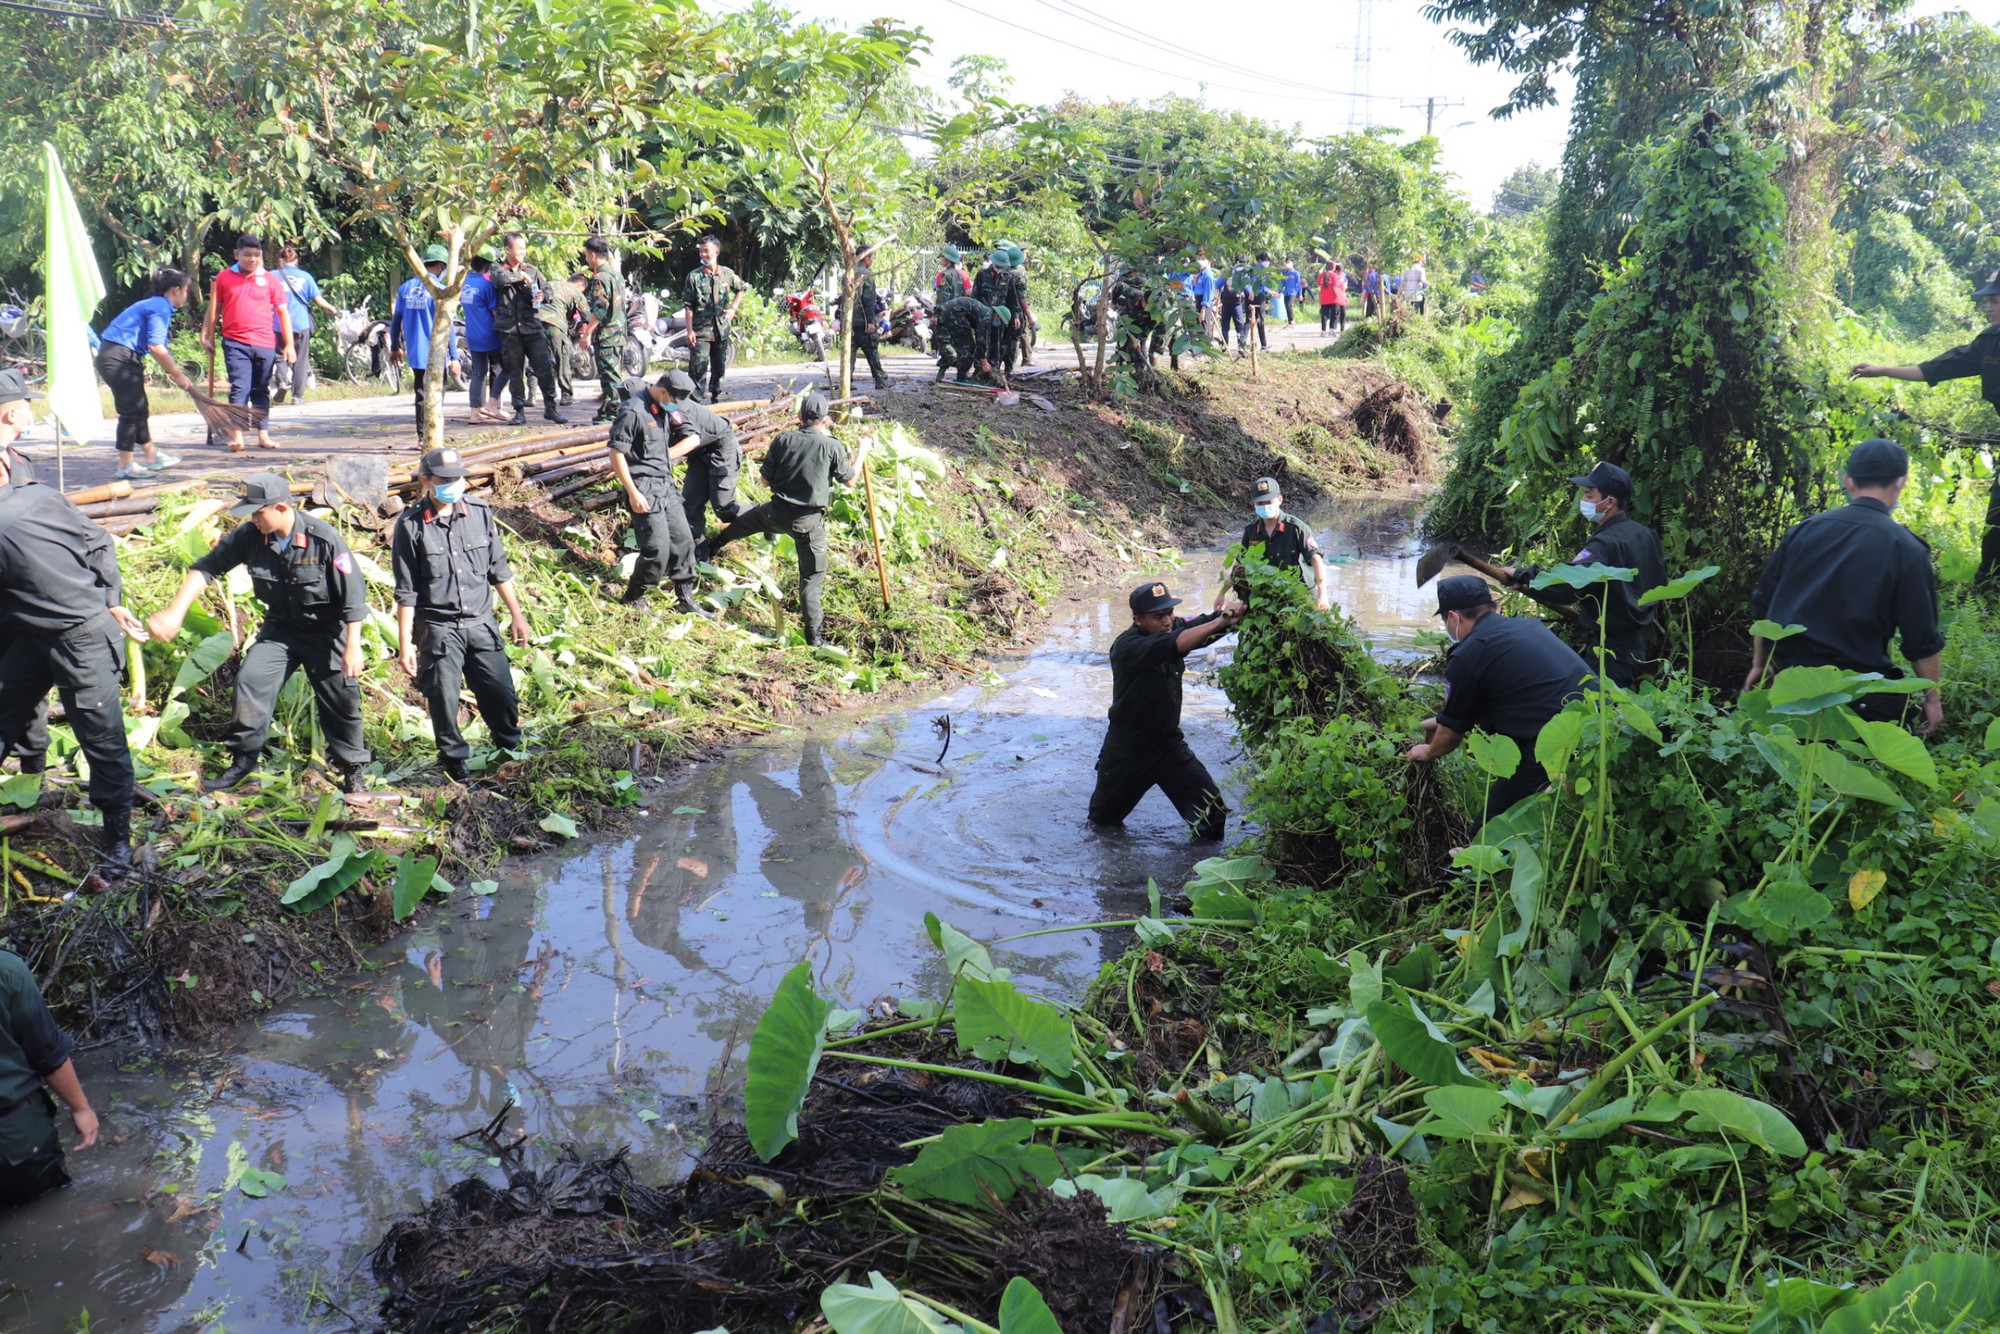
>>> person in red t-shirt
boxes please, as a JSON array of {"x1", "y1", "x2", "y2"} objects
[
  {"x1": 200, "y1": 235, "x2": 293, "y2": 452},
  {"x1": 1317, "y1": 262, "x2": 1348, "y2": 335}
]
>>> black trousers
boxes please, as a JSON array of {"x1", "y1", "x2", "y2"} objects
[
  {"x1": 846, "y1": 323, "x2": 887, "y2": 386},
  {"x1": 1980, "y1": 474, "x2": 2000, "y2": 588},
  {"x1": 628, "y1": 478, "x2": 697, "y2": 593},
  {"x1": 225, "y1": 622, "x2": 369, "y2": 767},
  {"x1": 95, "y1": 342, "x2": 151, "y2": 454},
  {"x1": 0, "y1": 615, "x2": 134, "y2": 812},
  {"x1": 1484, "y1": 754, "x2": 1550, "y2": 825},
  {"x1": 1220, "y1": 303, "x2": 1246, "y2": 346},
  {"x1": 688, "y1": 334, "x2": 729, "y2": 401},
  {"x1": 0, "y1": 1091, "x2": 70, "y2": 1206},
  {"x1": 681, "y1": 443, "x2": 743, "y2": 540},
  {"x1": 708, "y1": 499, "x2": 829, "y2": 642},
  {"x1": 415, "y1": 616, "x2": 522, "y2": 761},
  {"x1": 1322, "y1": 302, "x2": 1347, "y2": 332},
  {"x1": 467, "y1": 348, "x2": 504, "y2": 410},
  {"x1": 410, "y1": 366, "x2": 433, "y2": 438},
  {"x1": 1088, "y1": 735, "x2": 1226, "y2": 841},
  {"x1": 501, "y1": 327, "x2": 559, "y2": 410}
]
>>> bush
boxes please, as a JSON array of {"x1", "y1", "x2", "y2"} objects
[{"x1": 1842, "y1": 210, "x2": 1977, "y2": 342}]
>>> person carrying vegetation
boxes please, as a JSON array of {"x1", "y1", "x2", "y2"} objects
[
  {"x1": 0, "y1": 369, "x2": 146, "y2": 871},
  {"x1": 1087, "y1": 581, "x2": 1246, "y2": 842},
  {"x1": 698, "y1": 392, "x2": 866, "y2": 647},
  {"x1": 934, "y1": 295, "x2": 1007, "y2": 384},
  {"x1": 148, "y1": 472, "x2": 371, "y2": 795},
  {"x1": 1216, "y1": 477, "x2": 1332, "y2": 611},
  {"x1": 608, "y1": 372, "x2": 706, "y2": 614},
  {"x1": 580, "y1": 237, "x2": 627, "y2": 424},
  {"x1": 0, "y1": 948, "x2": 98, "y2": 1207},
  {"x1": 661, "y1": 370, "x2": 744, "y2": 542},
  {"x1": 681, "y1": 234, "x2": 746, "y2": 405},
  {"x1": 93, "y1": 268, "x2": 192, "y2": 479},
  {"x1": 1408, "y1": 575, "x2": 1594, "y2": 822},
  {"x1": 1502, "y1": 461, "x2": 1666, "y2": 686},
  {"x1": 1850, "y1": 269, "x2": 2000, "y2": 585},
  {"x1": 492, "y1": 232, "x2": 566, "y2": 426},
  {"x1": 1742, "y1": 439, "x2": 1944, "y2": 734},
  {"x1": 202, "y1": 234, "x2": 293, "y2": 452},
  {"x1": 389, "y1": 245, "x2": 462, "y2": 440},
  {"x1": 391, "y1": 448, "x2": 530, "y2": 785}
]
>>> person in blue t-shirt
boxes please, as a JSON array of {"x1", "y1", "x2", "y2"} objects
[
  {"x1": 271, "y1": 244, "x2": 338, "y2": 404},
  {"x1": 1188, "y1": 254, "x2": 1221, "y2": 342},
  {"x1": 94, "y1": 269, "x2": 194, "y2": 479},
  {"x1": 459, "y1": 254, "x2": 508, "y2": 423},
  {"x1": 1281, "y1": 262, "x2": 1303, "y2": 325},
  {"x1": 389, "y1": 245, "x2": 462, "y2": 439}
]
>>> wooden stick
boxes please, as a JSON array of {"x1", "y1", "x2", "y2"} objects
[
  {"x1": 857, "y1": 435, "x2": 892, "y2": 610},
  {"x1": 65, "y1": 479, "x2": 135, "y2": 506}
]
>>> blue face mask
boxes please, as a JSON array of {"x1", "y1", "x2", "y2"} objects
[
  {"x1": 434, "y1": 480, "x2": 466, "y2": 505},
  {"x1": 1579, "y1": 497, "x2": 1603, "y2": 523},
  {"x1": 1255, "y1": 503, "x2": 1279, "y2": 520}
]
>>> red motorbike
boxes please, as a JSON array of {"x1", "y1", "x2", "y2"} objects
[{"x1": 784, "y1": 289, "x2": 827, "y2": 362}]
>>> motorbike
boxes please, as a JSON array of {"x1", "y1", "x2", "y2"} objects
[
  {"x1": 334, "y1": 299, "x2": 399, "y2": 391},
  {"x1": 784, "y1": 288, "x2": 827, "y2": 362},
  {"x1": 888, "y1": 294, "x2": 933, "y2": 352}
]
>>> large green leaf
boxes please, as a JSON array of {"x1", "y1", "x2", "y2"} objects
[
  {"x1": 1854, "y1": 718, "x2": 1937, "y2": 788},
  {"x1": 1810, "y1": 744, "x2": 1908, "y2": 808},
  {"x1": 1533, "y1": 707, "x2": 1585, "y2": 778},
  {"x1": 925, "y1": 912, "x2": 1009, "y2": 982},
  {"x1": 1818, "y1": 1254, "x2": 2000, "y2": 1334},
  {"x1": 1755, "y1": 881, "x2": 1834, "y2": 933},
  {"x1": 821, "y1": 1272, "x2": 962, "y2": 1334},
  {"x1": 954, "y1": 978, "x2": 1076, "y2": 1076},
  {"x1": 170, "y1": 630, "x2": 237, "y2": 696},
  {"x1": 1365, "y1": 997, "x2": 1483, "y2": 1088},
  {"x1": 1496, "y1": 837, "x2": 1542, "y2": 959},
  {"x1": 1636, "y1": 564, "x2": 1720, "y2": 606},
  {"x1": 1552, "y1": 1093, "x2": 1686, "y2": 1141},
  {"x1": 1529, "y1": 562, "x2": 1635, "y2": 589},
  {"x1": 1678, "y1": 1088, "x2": 1807, "y2": 1157},
  {"x1": 1767, "y1": 666, "x2": 1878, "y2": 716},
  {"x1": 745, "y1": 961, "x2": 832, "y2": 1161},
  {"x1": 280, "y1": 834, "x2": 378, "y2": 912},
  {"x1": 391, "y1": 852, "x2": 441, "y2": 922},
  {"x1": 1051, "y1": 1173, "x2": 1179, "y2": 1221},
  {"x1": 998, "y1": 1277, "x2": 1066, "y2": 1334},
  {"x1": 886, "y1": 1118, "x2": 1060, "y2": 1205},
  {"x1": 1749, "y1": 619, "x2": 1806, "y2": 642},
  {"x1": 1421, "y1": 1085, "x2": 1508, "y2": 1139},
  {"x1": 1465, "y1": 731, "x2": 1521, "y2": 779}
]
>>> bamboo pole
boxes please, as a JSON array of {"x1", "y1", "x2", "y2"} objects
[{"x1": 856, "y1": 433, "x2": 891, "y2": 610}]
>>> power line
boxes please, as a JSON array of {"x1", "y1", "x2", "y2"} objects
[{"x1": 0, "y1": 0, "x2": 195, "y2": 25}]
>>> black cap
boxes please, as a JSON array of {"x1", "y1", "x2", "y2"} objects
[
  {"x1": 1844, "y1": 438, "x2": 1908, "y2": 482},
  {"x1": 229, "y1": 471, "x2": 291, "y2": 518},
  {"x1": 420, "y1": 447, "x2": 468, "y2": 479},
  {"x1": 1251, "y1": 476, "x2": 1281, "y2": 505},
  {"x1": 1435, "y1": 574, "x2": 1494, "y2": 616},
  {"x1": 235, "y1": 233, "x2": 263, "y2": 251},
  {"x1": 1129, "y1": 581, "x2": 1181, "y2": 615},
  {"x1": 661, "y1": 369, "x2": 697, "y2": 397},
  {"x1": 1971, "y1": 269, "x2": 2000, "y2": 299},
  {"x1": 800, "y1": 391, "x2": 831, "y2": 422},
  {"x1": 620, "y1": 374, "x2": 653, "y2": 402},
  {"x1": 1567, "y1": 460, "x2": 1633, "y2": 506},
  {"x1": 0, "y1": 367, "x2": 29, "y2": 406}
]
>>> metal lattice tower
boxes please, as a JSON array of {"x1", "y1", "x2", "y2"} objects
[{"x1": 1347, "y1": 0, "x2": 1375, "y2": 131}]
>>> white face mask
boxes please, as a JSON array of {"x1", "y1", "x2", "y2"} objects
[
  {"x1": 1443, "y1": 613, "x2": 1462, "y2": 644},
  {"x1": 1254, "y1": 502, "x2": 1278, "y2": 520},
  {"x1": 433, "y1": 479, "x2": 466, "y2": 505},
  {"x1": 1579, "y1": 497, "x2": 1603, "y2": 523}
]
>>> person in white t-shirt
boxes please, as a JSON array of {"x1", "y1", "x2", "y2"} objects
[{"x1": 1401, "y1": 257, "x2": 1428, "y2": 315}]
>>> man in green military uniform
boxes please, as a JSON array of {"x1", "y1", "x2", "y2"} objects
[
  {"x1": 661, "y1": 369, "x2": 743, "y2": 540},
  {"x1": 934, "y1": 295, "x2": 1008, "y2": 384},
  {"x1": 933, "y1": 245, "x2": 971, "y2": 306},
  {"x1": 537, "y1": 272, "x2": 587, "y2": 408},
  {"x1": 698, "y1": 392, "x2": 868, "y2": 646},
  {"x1": 682, "y1": 234, "x2": 747, "y2": 404},
  {"x1": 148, "y1": 473, "x2": 372, "y2": 794},
  {"x1": 391, "y1": 448, "x2": 532, "y2": 785},
  {"x1": 492, "y1": 232, "x2": 568, "y2": 425},
  {"x1": 846, "y1": 250, "x2": 890, "y2": 391},
  {"x1": 996, "y1": 244, "x2": 1031, "y2": 373},
  {"x1": 1503, "y1": 461, "x2": 1667, "y2": 686},
  {"x1": 609, "y1": 373, "x2": 707, "y2": 614},
  {"x1": 0, "y1": 948, "x2": 98, "y2": 1205},
  {"x1": 1851, "y1": 269, "x2": 2000, "y2": 585},
  {"x1": 580, "y1": 237, "x2": 627, "y2": 423}
]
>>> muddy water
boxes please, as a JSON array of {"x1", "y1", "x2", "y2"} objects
[{"x1": 0, "y1": 493, "x2": 1433, "y2": 1333}]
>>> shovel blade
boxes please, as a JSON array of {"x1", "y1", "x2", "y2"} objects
[{"x1": 1415, "y1": 540, "x2": 1460, "y2": 588}]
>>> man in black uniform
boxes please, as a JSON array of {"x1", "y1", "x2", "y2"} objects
[
  {"x1": 845, "y1": 251, "x2": 890, "y2": 391},
  {"x1": 661, "y1": 370, "x2": 743, "y2": 540},
  {"x1": 934, "y1": 296, "x2": 1008, "y2": 384},
  {"x1": 1088, "y1": 582, "x2": 1245, "y2": 841},
  {"x1": 608, "y1": 373, "x2": 706, "y2": 613},
  {"x1": 1851, "y1": 270, "x2": 2000, "y2": 584},
  {"x1": 0, "y1": 947, "x2": 99, "y2": 1205},
  {"x1": 1744, "y1": 439, "x2": 1944, "y2": 733},
  {"x1": 148, "y1": 473, "x2": 372, "y2": 793},
  {"x1": 1505, "y1": 461, "x2": 1667, "y2": 686},
  {"x1": 1408, "y1": 575, "x2": 1594, "y2": 821},
  {"x1": 0, "y1": 370, "x2": 146, "y2": 868},
  {"x1": 391, "y1": 448, "x2": 532, "y2": 784},
  {"x1": 698, "y1": 392, "x2": 865, "y2": 646},
  {"x1": 492, "y1": 231, "x2": 567, "y2": 425},
  {"x1": 1215, "y1": 477, "x2": 1333, "y2": 611}
]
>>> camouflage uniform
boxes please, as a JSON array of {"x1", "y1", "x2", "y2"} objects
[
  {"x1": 683, "y1": 263, "x2": 747, "y2": 402},
  {"x1": 536, "y1": 279, "x2": 586, "y2": 405},
  {"x1": 846, "y1": 266, "x2": 889, "y2": 390},
  {"x1": 997, "y1": 265, "x2": 1029, "y2": 372},
  {"x1": 583, "y1": 265, "x2": 627, "y2": 422},
  {"x1": 935, "y1": 296, "x2": 1000, "y2": 382}
]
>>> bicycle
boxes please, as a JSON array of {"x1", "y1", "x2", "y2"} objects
[{"x1": 0, "y1": 287, "x2": 47, "y2": 385}]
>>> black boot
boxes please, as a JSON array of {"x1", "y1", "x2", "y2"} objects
[
  {"x1": 339, "y1": 763, "x2": 367, "y2": 795},
  {"x1": 204, "y1": 753, "x2": 258, "y2": 792},
  {"x1": 620, "y1": 578, "x2": 654, "y2": 606},
  {"x1": 510, "y1": 407, "x2": 527, "y2": 425},
  {"x1": 99, "y1": 804, "x2": 134, "y2": 872},
  {"x1": 544, "y1": 406, "x2": 569, "y2": 424},
  {"x1": 440, "y1": 756, "x2": 472, "y2": 785},
  {"x1": 14, "y1": 753, "x2": 45, "y2": 775},
  {"x1": 674, "y1": 582, "x2": 714, "y2": 618}
]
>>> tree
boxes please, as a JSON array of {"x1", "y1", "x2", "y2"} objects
[
  {"x1": 1491, "y1": 161, "x2": 1558, "y2": 217},
  {"x1": 192, "y1": 0, "x2": 736, "y2": 448}
]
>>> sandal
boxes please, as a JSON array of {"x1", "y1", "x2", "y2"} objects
[
  {"x1": 149, "y1": 452, "x2": 182, "y2": 470},
  {"x1": 113, "y1": 464, "x2": 149, "y2": 481}
]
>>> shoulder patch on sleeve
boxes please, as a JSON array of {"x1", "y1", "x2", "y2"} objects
[
  {"x1": 333, "y1": 552, "x2": 352, "y2": 574},
  {"x1": 1574, "y1": 548, "x2": 1593, "y2": 561}
]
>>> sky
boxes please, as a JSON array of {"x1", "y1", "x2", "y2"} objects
[{"x1": 705, "y1": 0, "x2": 2000, "y2": 213}]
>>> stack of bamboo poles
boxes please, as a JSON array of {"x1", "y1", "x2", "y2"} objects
[{"x1": 69, "y1": 392, "x2": 873, "y2": 535}]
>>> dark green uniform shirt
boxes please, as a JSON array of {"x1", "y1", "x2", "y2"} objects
[
  {"x1": 0, "y1": 476, "x2": 122, "y2": 634},
  {"x1": 1436, "y1": 613, "x2": 1592, "y2": 742},
  {"x1": 939, "y1": 296, "x2": 999, "y2": 340},
  {"x1": 583, "y1": 267, "x2": 626, "y2": 340},
  {"x1": 972, "y1": 263, "x2": 1004, "y2": 306},
  {"x1": 0, "y1": 949, "x2": 71, "y2": 1159},
  {"x1": 670, "y1": 400, "x2": 739, "y2": 457},
  {"x1": 492, "y1": 261, "x2": 549, "y2": 335},
  {"x1": 538, "y1": 279, "x2": 584, "y2": 334},
  {"x1": 1919, "y1": 322, "x2": 2000, "y2": 411},
  {"x1": 683, "y1": 264, "x2": 746, "y2": 338},
  {"x1": 390, "y1": 496, "x2": 514, "y2": 620},
  {"x1": 761, "y1": 426, "x2": 853, "y2": 509},
  {"x1": 1749, "y1": 496, "x2": 1944, "y2": 674},
  {"x1": 1105, "y1": 612, "x2": 1225, "y2": 741},
  {"x1": 609, "y1": 394, "x2": 676, "y2": 487},
  {"x1": 193, "y1": 512, "x2": 369, "y2": 631},
  {"x1": 1522, "y1": 512, "x2": 1667, "y2": 655}
]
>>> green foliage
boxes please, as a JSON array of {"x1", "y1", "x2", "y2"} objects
[
  {"x1": 1842, "y1": 209, "x2": 1978, "y2": 341},
  {"x1": 885, "y1": 1119, "x2": 1061, "y2": 1205},
  {"x1": 820, "y1": 1272, "x2": 961, "y2": 1334},
  {"x1": 744, "y1": 961, "x2": 831, "y2": 1161}
]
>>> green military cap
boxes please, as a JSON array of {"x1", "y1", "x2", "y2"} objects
[
  {"x1": 940, "y1": 245, "x2": 962, "y2": 262},
  {"x1": 991, "y1": 305, "x2": 1012, "y2": 324},
  {"x1": 421, "y1": 243, "x2": 450, "y2": 264}
]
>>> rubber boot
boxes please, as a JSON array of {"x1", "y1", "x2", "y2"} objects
[
  {"x1": 674, "y1": 581, "x2": 714, "y2": 619},
  {"x1": 543, "y1": 406, "x2": 569, "y2": 424},
  {"x1": 620, "y1": 577, "x2": 654, "y2": 606},
  {"x1": 340, "y1": 763, "x2": 367, "y2": 795},
  {"x1": 510, "y1": 407, "x2": 527, "y2": 425},
  {"x1": 204, "y1": 753, "x2": 258, "y2": 792},
  {"x1": 441, "y1": 756, "x2": 472, "y2": 785},
  {"x1": 99, "y1": 804, "x2": 134, "y2": 873}
]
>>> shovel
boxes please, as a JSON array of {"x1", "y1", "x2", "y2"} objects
[{"x1": 1414, "y1": 540, "x2": 1581, "y2": 623}]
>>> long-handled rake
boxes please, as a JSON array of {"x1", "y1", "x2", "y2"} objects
[{"x1": 196, "y1": 335, "x2": 264, "y2": 447}]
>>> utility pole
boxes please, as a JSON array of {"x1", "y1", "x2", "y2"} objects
[{"x1": 1403, "y1": 95, "x2": 1466, "y2": 137}]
